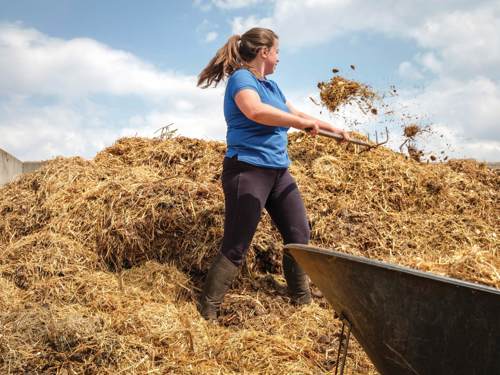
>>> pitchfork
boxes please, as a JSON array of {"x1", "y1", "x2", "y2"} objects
[{"x1": 306, "y1": 127, "x2": 389, "y2": 151}]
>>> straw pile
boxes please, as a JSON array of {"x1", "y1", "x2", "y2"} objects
[{"x1": 1, "y1": 132, "x2": 498, "y2": 374}]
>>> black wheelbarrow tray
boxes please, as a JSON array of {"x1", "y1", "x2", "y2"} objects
[{"x1": 285, "y1": 243, "x2": 500, "y2": 375}]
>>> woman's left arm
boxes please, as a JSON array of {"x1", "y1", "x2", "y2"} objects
[{"x1": 286, "y1": 100, "x2": 350, "y2": 140}]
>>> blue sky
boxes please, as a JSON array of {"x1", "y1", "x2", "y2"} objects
[{"x1": 1, "y1": 0, "x2": 499, "y2": 161}]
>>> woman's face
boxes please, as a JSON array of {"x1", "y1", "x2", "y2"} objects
[{"x1": 263, "y1": 38, "x2": 280, "y2": 75}]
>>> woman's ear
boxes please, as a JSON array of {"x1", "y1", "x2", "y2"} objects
[{"x1": 260, "y1": 47, "x2": 270, "y2": 59}]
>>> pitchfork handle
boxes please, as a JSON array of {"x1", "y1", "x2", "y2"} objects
[{"x1": 306, "y1": 128, "x2": 373, "y2": 148}]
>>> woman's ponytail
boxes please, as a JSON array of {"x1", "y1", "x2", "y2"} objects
[
  {"x1": 197, "y1": 34, "x2": 242, "y2": 88},
  {"x1": 197, "y1": 28, "x2": 278, "y2": 89}
]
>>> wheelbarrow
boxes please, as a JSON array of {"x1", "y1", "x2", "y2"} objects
[{"x1": 284, "y1": 243, "x2": 500, "y2": 375}]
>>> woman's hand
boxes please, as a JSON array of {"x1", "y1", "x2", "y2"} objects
[
  {"x1": 337, "y1": 129, "x2": 350, "y2": 143},
  {"x1": 322, "y1": 124, "x2": 350, "y2": 143},
  {"x1": 302, "y1": 119, "x2": 320, "y2": 137}
]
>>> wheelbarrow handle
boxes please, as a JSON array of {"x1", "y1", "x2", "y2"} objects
[{"x1": 315, "y1": 129, "x2": 373, "y2": 148}]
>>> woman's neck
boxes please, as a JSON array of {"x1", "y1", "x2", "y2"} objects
[{"x1": 247, "y1": 61, "x2": 266, "y2": 80}]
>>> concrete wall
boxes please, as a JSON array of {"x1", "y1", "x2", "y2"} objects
[
  {"x1": 0, "y1": 148, "x2": 23, "y2": 186},
  {"x1": 0, "y1": 148, "x2": 47, "y2": 186},
  {"x1": 23, "y1": 161, "x2": 47, "y2": 174},
  {"x1": 487, "y1": 162, "x2": 500, "y2": 170}
]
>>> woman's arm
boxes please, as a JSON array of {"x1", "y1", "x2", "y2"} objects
[
  {"x1": 235, "y1": 89, "x2": 320, "y2": 135},
  {"x1": 286, "y1": 100, "x2": 350, "y2": 140}
]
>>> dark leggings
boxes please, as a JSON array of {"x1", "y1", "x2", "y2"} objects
[{"x1": 220, "y1": 156, "x2": 310, "y2": 266}]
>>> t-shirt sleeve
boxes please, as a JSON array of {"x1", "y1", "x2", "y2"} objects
[{"x1": 227, "y1": 70, "x2": 260, "y2": 99}]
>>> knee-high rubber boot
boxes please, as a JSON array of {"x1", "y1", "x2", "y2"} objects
[
  {"x1": 198, "y1": 253, "x2": 239, "y2": 321},
  {"x1": 283, "y1": 251, "x2": 312, "y2": 305}
]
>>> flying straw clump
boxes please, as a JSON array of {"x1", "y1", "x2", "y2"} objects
[
  {"x1": 403, "y1": 124, "x2": 421, "y2": 138},
  {"x1": 317, "y1": 75, "x2": 377, "y2": 113},
  {"x1": 400, "y1": 124, "x2": 435, "y2": 162}
]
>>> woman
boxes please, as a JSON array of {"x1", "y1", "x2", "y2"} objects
[{"x1": 197, "y1": 27, "x2": 349, "y2": 321}]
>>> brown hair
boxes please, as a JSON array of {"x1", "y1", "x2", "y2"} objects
[{"x1": 197, "y1": 27, "x2": 278, "y2": 88}]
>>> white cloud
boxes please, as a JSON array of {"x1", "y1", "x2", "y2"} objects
[
  {"x1": 0, "y1": 97, "x2": 117, "y2": 160},
  {"x1": 194, "y1": 0, "x2": 271, "y2": 11},
  {"x1": 232, "y1": 1, "x2": 496, "y2": 51},
  {"x1": 196, "y1": 19, "x2": 220, "y2": 44},
  {"x1": 213, "y1": 0, "x2": 267, "y2": 9},
  {"x1": 398, "y1": 61, "x2": 424, "y2": 80},
  {"x1": 417, "y1": 52, "x2": 443, "y2": 75},
  {"x1": 0, "y1": 23, "x2": 199, "y2": 99},
  {"x1": 0, "y1": 23, "x2": 226, "y2": 160},
  {"x1": 193, "y1": 0, "x2": 213, "y2": 12},
  {"x1": 410, "y1": 4, "x2": 500, "y2": 77},
  {"x1": 409, "y1": 77, "x2": 500, "y2": 141},
  {"x1": 231, "y1": 15, "x2": 274, "y2": 35},
  {"x1": 458, "y1": 139, "x2": 500, "y2": 161},
  {"x1": 229, "y1": 0, "x2": 500, "y2": 77},
  {"x1": 205, "y1": 31, "x2": 218, "y2": 42},
  {"x1": 384, "y1": 77, "x2": 500, "y2": 161},
  {"x1": 121, "y1": 106, "x2": 226, "y2": 141},
  {"x1": 0, "y1": 91, "x2": 226, "y2": 161}
]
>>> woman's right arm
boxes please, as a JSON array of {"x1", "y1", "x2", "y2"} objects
[{"x1": 235, "y1": 89, "x2": 320, "y2": 135}]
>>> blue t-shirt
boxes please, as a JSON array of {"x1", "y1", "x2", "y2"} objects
[{"x1": 223, "y1": 69, "x2": 291, "y2": 168}]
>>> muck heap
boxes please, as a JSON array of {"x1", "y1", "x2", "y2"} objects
[{"x1": 0, "y1": 132, "x2": 498, "y2": 374}]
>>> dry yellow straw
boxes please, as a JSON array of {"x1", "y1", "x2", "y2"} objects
[{"x1": 0, "y1": 132, "x2": 498, "y2": 373}]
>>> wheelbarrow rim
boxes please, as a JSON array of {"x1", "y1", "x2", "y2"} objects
[{"x1": 285, "y1": 243, "x2": 500, "y2": 295}]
